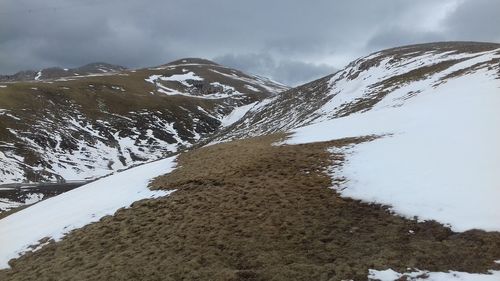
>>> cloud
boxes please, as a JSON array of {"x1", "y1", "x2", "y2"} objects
[
  {"x1": 444, "y1": 0, "x2": 500, "y2": 42},
  {"x1": 366, "y1": 28, "x2": 444, "y2": 51},
  {"x1": 0, "y1": 0, "x2": 498, "y2": 85},
  {"x1": 215, "y1": 53, "x2": 336, "y2": 86}
]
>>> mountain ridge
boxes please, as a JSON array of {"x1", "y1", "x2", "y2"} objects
[
  {"x1": 212, "y1": 41, "x2": 500, "y2": 142},
  {"x1": 0, "y1": 58, "x2": 288, "y2": 187},
  {"x1": 0, "y1": 62, "x2": 128, "y2": 82}
]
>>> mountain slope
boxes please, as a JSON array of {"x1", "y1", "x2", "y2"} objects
[
  {"x1": 214, "y1": 41, "x2": 500, "y2": 231},
  {"x1": 0, "y1": 58, "x2": 287, "y2": 186},
  {"x1": 217, "y1": 41, "x2": 500, "y2": 141}
]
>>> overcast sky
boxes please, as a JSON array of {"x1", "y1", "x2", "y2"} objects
[{"x1": 1, "y1": 0, "x2": 499, "y2": 85}]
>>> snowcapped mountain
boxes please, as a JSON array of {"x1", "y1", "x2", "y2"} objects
[
  {"x1": 217, "y1": 42, "x2": 500, "y2": 140},
  {"x1": 216, "y1": 41, "x2": 500, "y2": 231},
  {"x1": 0, "y1": 58, "x2": 288, "y2": 184}
]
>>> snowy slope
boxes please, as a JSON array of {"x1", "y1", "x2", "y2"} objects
[
  {"x1": 285, "y1": 44, "x2": 500, "y2": 232},
  {"x1": 0, "y1": 156, "x2": 177, "y2": 269},
  {"x1": 218, "y1": 42, "x2": 500, "y2": 232}
]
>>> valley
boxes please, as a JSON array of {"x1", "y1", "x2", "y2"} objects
[{"x1": 1, "y1": 42, "x2": 500, "y2": 280}]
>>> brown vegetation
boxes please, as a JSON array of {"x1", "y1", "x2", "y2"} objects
[{"x1": 1, "y1": 134, "x2": 499, "y2": 280}]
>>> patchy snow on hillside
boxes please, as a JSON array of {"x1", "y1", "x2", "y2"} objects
[
  {"x1": 0, "y1": 156, "x2": 177, "y2": 269},
  {"x1": 0, "y1": 198, "x2": 22, "y2": 213},
  {"x1": 0, "y1": 150, "x2": 27, "y2": 183},
  {"x1": 146, "y1": 72, "x2": 244, "y2": 99},
  {"x1": 368, "y1": 269, "x2": 500, "y2": 281},
  {"x1": 0, "y1": 193, "x2": 46, "y2": 213},
  {"x1": 209, "y1": 69, "x2": 288, "y2": 94},
  {"x1": 220, "y1": 102, "x2": 258, "y2": 127},
  {"x1": 286, "y1": 52, "x2": 500, "y2": 232}
]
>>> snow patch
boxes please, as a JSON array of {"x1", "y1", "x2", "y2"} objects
[
  {"x1": 368, "y1": 268, "x2": 500, "y2": 281},
  {"x1": 34, "y1": 71, "x2": 42, "y2": 80},
  {"x1": 220, "y1": 102, "x2": 258, "y2": 127},
  {"x1": 244, "y1": 84, "x2": 261, "y2": 92}
]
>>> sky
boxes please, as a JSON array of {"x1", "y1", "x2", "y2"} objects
[{"x1": 1, "y1": 0, "x2": 499, "y2": 86}]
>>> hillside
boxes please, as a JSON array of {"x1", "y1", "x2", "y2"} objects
[
  {"x1": 214, "y1": 41, "x2": 500, "y2": 231},
  {"x1": 0, "y1": 58, "x2": 287, "y2": 184},
  {"x1": 1, "y1": 42, "x2": 500, "y2": 280},
  {"x1": 216, "y1": 41, "x2": 500, "y2": 140}
]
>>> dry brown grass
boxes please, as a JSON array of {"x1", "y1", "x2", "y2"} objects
[{"x1": 1, "y1": 134, "x2": 499, "y2": 281}]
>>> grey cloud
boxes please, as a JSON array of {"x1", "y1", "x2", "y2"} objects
[
  {"x1": 0, "y1": 0, "x2": 498, "y2": 85},
  {"x1": 366, "y1": 28, "x2": 444, "y2": 51},
  {"x1": 215, "y1": 53, "x2": 336, "y2": 86},
  {"x1": 444, "y1": 0, "x2": 500, "y2": 41}
]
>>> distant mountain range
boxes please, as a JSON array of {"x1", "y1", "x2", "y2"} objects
[{"x1": 0, "y1": 63, "x2": 128, "y2": 82}]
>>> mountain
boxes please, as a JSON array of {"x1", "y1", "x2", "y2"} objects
[
  {"x1": 215, "y1": 41, "x2": 500, "y2": 141},
  {"x1": 0, "y1": 63, "x2": 127, "y2": 82},
  {"x1": 211, "y1": 41, "x2": 500, "y2": 232},
  {"x1": 0, "y1": 58, "x2": 288, "y2": 184},
  {"x1": 1, "y1": 42, "x2": 500, "y2": 281}
]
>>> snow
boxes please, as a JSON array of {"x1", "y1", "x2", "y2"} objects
[
  {"x1": 285, "y1": 50, "x2": 500, "y2": 232},
  {"x1": 2, "y1": 109, "x2": 186, "y2": 184},
  {"x1": 0, "y1": 192, "x2": 46, "y2": 212},
  {"x1": 0, "y1": 85, "x2": 7, "y2": 88},
  {"x1": 162, "y1": 71, "x2": 203, "y2": 82},
  {"x1": 368, "y1": 269, "x2": 500, "y2": 281},
  {"x1": 0, "y1": 156, "x2": 178, "y2": 269},
  {"x1": 34, "y1": 71, "x2": 42, "y2": 81},
  {"x1": 209, "y1": 69, "x2": 288, "y2": 94},
  {"x1": 145, "y1": 72, "x2": 203, "y2": 85},
  {"x1": 0, "y1": 198, "x2": 22, "y2": 213},
  {"x1": 244, "y1": 84, "x2": 261, "y2": 92},
  {"x1": 220, "y1": 102, "x2": 258, "y2": 127},
  {"x1": 146, "y1": 73, "x2": 247, "y2": 99},
  {"x1": 111, "y1": 85, "x2": 125, "y2": 92},
  {"x1": 22, "y1": 193, "x2": 44, "y2": 205},
  {"x1": 0, "y1": 150, "x2": 27, "y2": 184}
]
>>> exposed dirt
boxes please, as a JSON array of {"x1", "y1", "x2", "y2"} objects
[{"x1": 1, "y1": 134, "x2": 499, "y2": 281}]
